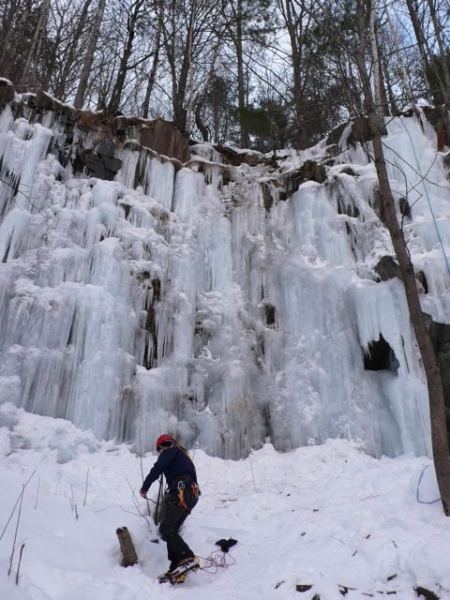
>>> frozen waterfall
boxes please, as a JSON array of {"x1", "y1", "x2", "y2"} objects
[{"x1": 1, "y1": 96, "x2": 449, "y2": 459}]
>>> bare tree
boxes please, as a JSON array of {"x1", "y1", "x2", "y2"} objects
[
  {"x1": 74, "y1": 0, "x2": 106, "y2": 109},
  {"x1": 425, "y1": 0, "x2": 450, "y2": 107},
  {"x1": 0, "y1": 0, "x2": 31, "y2": 81},
  {"x1": 107, "y1": 0, "x2": 149, "y2": 113},
  {"x1": 404, "y1": 0, "x2": 450, "y2": 105},
  {"x1": 276, "y1": 0, "x2": 314, "y2": 148},
  {"x1": 224, "y1": 0, "x2": 250, "y2": 146},
  {"x1": 382, "y1": 0, "x2": 416, "y2": 114},
  {"x1": 219, "y1": 0, "x2": 274, "y2": 147},
  {"x1": 161, "y1": 0, "x2": 223, "y2": 134},
  {"x1": 51, "y1": 0, "x2": 94, "y2": 100},
  {"x1": 141, "y1": 0, "x2": 164, "y2": 119},
  {"x1": 355, "y1": 0, "x2": 450, "y2": 515},
  {"x1": 18, "y1": 0, "x2": 51, "y2": 90}
]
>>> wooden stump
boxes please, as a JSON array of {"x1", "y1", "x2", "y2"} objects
[{"x1": 116, "y1": 526, "x2": 138, "y2": 567}]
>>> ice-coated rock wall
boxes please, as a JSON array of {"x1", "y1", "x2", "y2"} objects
[{"x1": 1, "y1": 95, "x2": 449, "y2": 459}]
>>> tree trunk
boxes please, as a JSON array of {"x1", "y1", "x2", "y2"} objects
[
  {"x1": 116, "y1": 527, "x2": 138, "y2": 567},
  {"x1": 173, "y1": 49, "x2": 189, "y2": 133},
  {"x1": 405, "y1": 0, "x2": 434, "y2": 104},
  {"x1": 0, "y1": 1, "x2": 28, "y2": 78},
  {"x1": 141, "y1": 0, "x2": 163, "y2": 119},
  {"x1": 383, "y1": 0, "x2": 415, "y2": 115},
  {"x1": 279, "y1": 0, "x2": 308, "y2": 149},
  {"x1": 19, "y1": 0, "x2": 51, "y2": 90},
  {"x1": 425, "y1": 0, "x2": 450, "y2": 107},
  {"x1": 74, "y1": 0, "x2": 106, "y2": 110},
  {"x1": 108, "y1": 0, "x2": 145, "y2": 114},
  {"x1": 195, "y1": 102, "x2": 209, "y2": 140},
  {"x1": 235, "y1": 0, "x2": 250, "y2": 148},
  {"x1": 54, "y1": 0, "x2": 93, "y2": 100},
  {"x1": 236, "y1": 58, "x2": 250, "y2": 146},
  {"x1": 373, "y1": 128, "x2": 450, "y2": 516},
  {"x1": 357, "y1": 0, "x2": 450, "y2": 516},
  {"x1": 163, "y1": 0, "x2": 188, "y2": 133},
  {"x1": 153, "y1": 475, "x2": 164, "y2": 525}
]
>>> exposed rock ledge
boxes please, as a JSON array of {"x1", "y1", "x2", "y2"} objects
[{"x1": 3, "y1": 86, "x2": 191, "y2": 171}]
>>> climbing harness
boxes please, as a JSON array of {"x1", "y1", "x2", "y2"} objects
[
  {"x1": 177, "y1": 480, "x2": 189, "y2": 511},
  {"x1": 177, "y1": 480, "x2": 201, "y2": 511},
  {"x1": 191, "y1": 481, "x2": 201, "y2": 497}
]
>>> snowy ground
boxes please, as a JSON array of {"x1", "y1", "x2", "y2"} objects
[{"x1": 0, "y1": 404, "x2": 449, "y2": 600}]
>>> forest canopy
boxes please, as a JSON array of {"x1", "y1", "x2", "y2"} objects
[{"x1": 1, "y1": 0, "x2": 450, "y2": 150}]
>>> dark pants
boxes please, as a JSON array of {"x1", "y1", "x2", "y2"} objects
[{"x1": 158, "y1": 484, "x2": 198, "y2": 569}]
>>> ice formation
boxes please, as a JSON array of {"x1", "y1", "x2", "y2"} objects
[{"x1": 0, "y1": 98, "x2": 449, "y2": 459}]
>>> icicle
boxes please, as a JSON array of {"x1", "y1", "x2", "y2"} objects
[{"x1": 1, "y1": 103, "x2": 448, "y2": 460}]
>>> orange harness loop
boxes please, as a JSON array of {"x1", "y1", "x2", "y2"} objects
[
  {"x1": 191, "y1": 482, "x2": 201, "y2": 497},
  {"x1": 177, "y1": 481, "x2": 189, "y2": 511}
]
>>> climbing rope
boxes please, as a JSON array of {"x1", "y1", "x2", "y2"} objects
[
  {"x1": 397, "y1": 117, "x2": 450, "y2": 280},
  {"x1": 198, "y1": 550, "x2": 236, "y2": 574},
  {"x1": 416, "y1": 464, "x2": 441, "y2": 505}
]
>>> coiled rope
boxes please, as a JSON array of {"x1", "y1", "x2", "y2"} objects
[{"x1": 198, "y1": 550, "x2": 236, "y2": 574}]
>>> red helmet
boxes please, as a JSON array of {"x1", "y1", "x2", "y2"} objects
[{"x1": 156, "y1": 434, "x2": 176, "y2": 452}]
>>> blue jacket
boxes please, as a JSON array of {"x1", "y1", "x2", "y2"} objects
[{"x1": 141, "y1": 446, "x2": 197, "y2": 492}]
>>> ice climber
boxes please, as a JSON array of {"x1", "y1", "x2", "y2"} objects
[{"x1": 140, "y1": 434, "x2": 201, "y2": 581}]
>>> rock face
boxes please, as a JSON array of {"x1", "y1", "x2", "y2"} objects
[
  {"x1": 363, "y1": 335, "x2": 399, "y2": 373},
  {"x1": 284, "y1": 160, "x2": 327, "y2": 194},
  {"x1": 74, "y1": 110, "x2": 190, "y2": 165},
  {"x1": 326, "y1": 103, "x2": 450, "y2": 153},
  {"x1": 7, "y1": 87, "x2": 191, "y2": 179},
  {"x1": 139, "y1": 119, "x2": 190, "y2": 163},
  {"x1": 375, "y1": 256, "x2": 403, "y2": 282},
  {"x1": 422, "y1": 105, "x2": 450, "y2": 150},
  {"x1": 84, "y1": 140, "x2": 123, "y2": 181},
  {"x1": 326, "y1": 116, "x2": 375, "y2": 151},
  {"x1": 0, "y1": 79, "x2": 15, "y2": 106}
]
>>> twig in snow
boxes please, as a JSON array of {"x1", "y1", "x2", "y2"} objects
[
  {"x1": 15, "y1": 543, "x2": 25, "y2": 585},
  {"x1": 137, "y1": 421, "x2": 151, "y2": 516},
  {"x1": 125, "y1": 479, "x2": 152, "y2": 531},
  {"x1": 83, "y1": 468, "x2": 89, "y2": 507},
  {"x1": 93, "y1": 506, "x2": 115, "y2": 513},
  {"x1": 34, "y1": 477, "x2": 40, "y2": 510},
  {"x1": 54, "y1": 474, "x2": 62, "y2": 495},
  {"x1": 8, "y1": 486, "x2": 24, "y2": 577},
  {"x1": 248, "y1": 453, "x2": 256, "y2": 492},
  {"x1": 1, "y1": 471, "x2": 35, "y2": 541},
  {"x1": 70, "y1": 485, "x2": 79, "y2": 520},
  {"x1": 0, "y1": 393, "x2": 15, "y2": 405}
]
